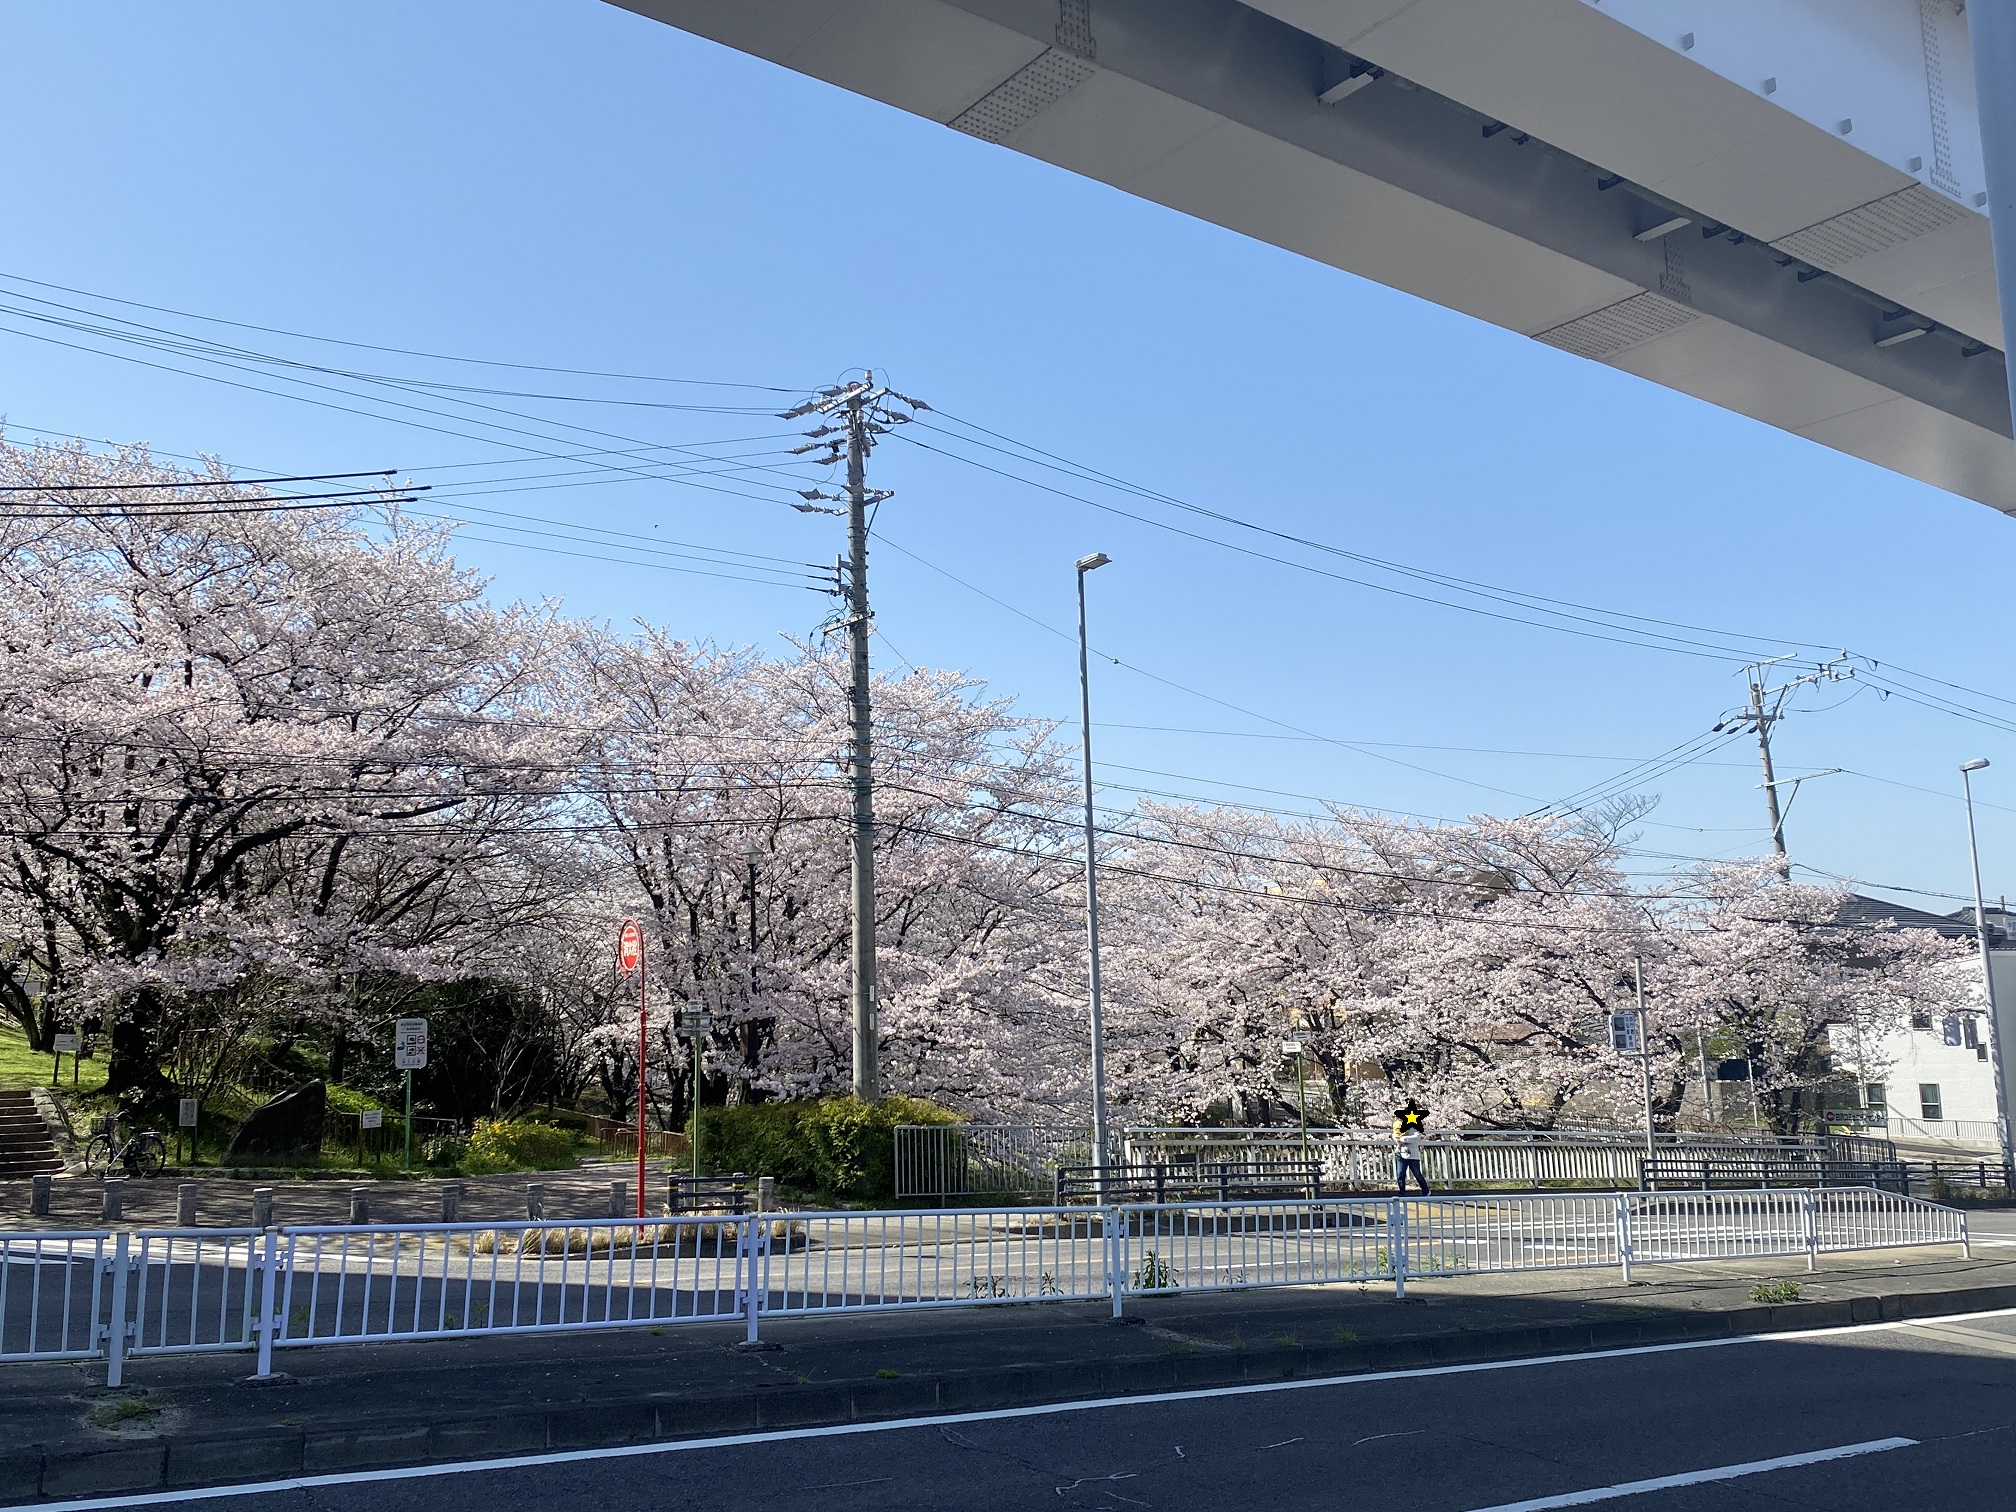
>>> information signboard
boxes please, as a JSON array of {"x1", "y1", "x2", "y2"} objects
[{"x1": 395, "y1": 1018, "x2": 429, "y2": 1071}]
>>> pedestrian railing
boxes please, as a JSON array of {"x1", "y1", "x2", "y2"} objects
[
  {"x1": 0, "y1": 1188, "x2": 1965, "y2": 1385},
  {"x1": 1051, "y1": 1161, "x2": 1325, "y2": 1205},
  {"x1": 0, "y1": 1231, "x2": 108, "y2": 1362},
  {"x1": 1639, "y1": 1158, "x2": 1913, "y2": 1195},
  {"x1": 893, "y1": 1124, "x2": 1092, "y2": 1200},
  {"x1": 1120, "y1": 1129, "x2": 1854, "y2": 1195}
]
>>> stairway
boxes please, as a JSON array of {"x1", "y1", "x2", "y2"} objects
[{"x1": 0, "y1": 1089, "x2": 63, "y2": 1177}]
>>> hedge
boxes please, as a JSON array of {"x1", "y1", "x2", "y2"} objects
[
  {"x1": 462, "y1": 1118, "x2": 578, "y2": 1173},
  {"x1": 696, "y1": 1095, "x2": 957, "y2": 1199}
]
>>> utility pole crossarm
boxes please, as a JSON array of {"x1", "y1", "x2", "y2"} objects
[{"x1": 1717, "y1": 655, "x2": 1855, "y2": 877}]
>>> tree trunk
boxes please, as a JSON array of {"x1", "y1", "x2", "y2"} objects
[{"x1": 105, "y1": 1007, "x2": 170, "y2": 1099}]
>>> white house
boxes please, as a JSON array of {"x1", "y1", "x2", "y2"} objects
[{"x1": 1834, "y1": 895, "x2": 2006, "y2": 1154}]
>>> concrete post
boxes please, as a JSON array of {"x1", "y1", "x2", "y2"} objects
[
  {"x1": 30, "y1": 1173, "x2": 51, "y2": 1217},
  {"x1": 101, "y1": 1176, "x2": 124, "y2": 1223},
  {"x1": 756, "y1": 1176, "x2": 776, "y2": 1214},
  {"x1": 525, "y1": 1183, "x2": 545, "y2": 1222},
  {"x1": 348, "y1": 1187, "x2": 369, "y2": 1226},
  {"x1": 608, "y1": 1180, "x2": 627, "y2": 1219},
  {"x1": 440, "y1": 1182, "x2": 463, "y2": 1224},
  {"x1": 176, "y1": 1182, "x2": 198, "y2": 1227},
  {"x1": 252, "y1": 1187, "x2": 274, "y2": 1229}
]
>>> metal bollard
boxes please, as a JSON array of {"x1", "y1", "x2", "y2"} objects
[
  {"x1": 525, "y1": 1183, "x2": 545, "y2": 1221},
  {"x1": 608, "y1": 1180, "x2": 627, "y2": 1218},
  {"x1": 102, "y1": 1176, "x2": 125, "y2": 1222},
  {"x1": 30, "y1": 1173, "x2": 51, "y2": 1217},
  {"x1": 252, "y1": 1187, "x2": 274, "y2": 1229},
  {"x1": 176, "y1": 1181, "x2": 198, "y2": 1227},
  {"x1": 440, "y1": 1182, "x2": 463, "y2": 1223},
  {"x1": 757, "y1": 1175, "x2": 776, "y2": 1214},
  {"x1": 348, "y1": 1186, "x2": 370, "y2": 1225}
]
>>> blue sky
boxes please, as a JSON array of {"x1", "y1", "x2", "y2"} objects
[{"x1": 6, "y1": 0, "x2": 2016, "y2": 909}]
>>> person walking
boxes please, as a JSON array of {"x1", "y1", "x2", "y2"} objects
[{"x1": 1393, "y1": 1103, "x2": 1430, "y2": 1195}]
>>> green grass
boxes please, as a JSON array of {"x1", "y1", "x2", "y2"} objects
[
  {"x1": 1749, "y1": 1280, "x2": 1803, "y2": 1304},
  {"x1": 87, "y1": 1398, "x2": 160, "y2": 1429},
  {"x1": 0, "y1": 1022, "x2": 107, "y2": 1094}
]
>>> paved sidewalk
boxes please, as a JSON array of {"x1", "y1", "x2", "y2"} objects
[
  {"x1": 0, "y1": 1165, "x2": 693, "y2": 1230},
  {"x1": 2, "y1": 1237, "x2": 2012, "y2": 1504}
]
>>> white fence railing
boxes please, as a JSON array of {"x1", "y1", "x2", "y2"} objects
[
  {"x1": 893, "y1": 1124, "x2": 1877, "y2": 1200},
  {"x1": 1117, "y1": 1128, "x2": 1870, "y2": 1196},
  {"x1": 0, "y1": 1189, "x2": 1966, "y2": 1385},
  {"x1": 893, "y1": 1125, "x2": 1092, "y2": 1199}
]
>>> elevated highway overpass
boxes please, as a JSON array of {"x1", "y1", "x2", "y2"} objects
[{"x1": 614, "y1": 0, "x2": 2016, "y2": 514}]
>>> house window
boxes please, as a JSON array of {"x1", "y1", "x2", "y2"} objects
[
  {"x1": 1943, "y1": 1016, "x2": 1964, "y2": 1046},
  {"x1": 1866, "y1": 1083, "x2": 1887, "y2": 1118},
  {"x1": 1964, "y1": 1018, "x2": 1981, "y2": 1049},
  {"x1": 1911, "y1": 1013, "x2": 1933, "y2": 1030},
  {"x1": 1919, "y1": 1083, "x2": 1944, "y2": 1121}
]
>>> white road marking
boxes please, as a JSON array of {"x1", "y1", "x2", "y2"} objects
[
  {"x1": 18, "y1": 1309, "x2": 2016, "y2": 1512},
  {"x1": 1458, "y1": 1437, "x2": 1916, "y2": 1511}
]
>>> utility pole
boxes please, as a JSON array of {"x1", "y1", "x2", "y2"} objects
[
  {"x1": 1748, "y1": 677, "x2": 1790, "y2": 875},
  {"x1": 842, "y1": 386, "x2": 879, "y2": 1101},
  {"x1": 1716, "y1": 656, "x2": 1852, "y2": 878},
  {"x1": 783, "y1": 374, "x2": 922, "y2": 1103}
]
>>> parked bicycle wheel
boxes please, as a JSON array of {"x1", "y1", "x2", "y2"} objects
[
  {"x1": 124, "y1": 1131, "x2": 166, "y2": 1177},
  {"x1": 83, "y1": 1134, "x2": 114, "y2": 1174}
]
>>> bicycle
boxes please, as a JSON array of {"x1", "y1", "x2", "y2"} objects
[{"x1": 85, "y1": 1114, "x2": 167, "y2": 1178}]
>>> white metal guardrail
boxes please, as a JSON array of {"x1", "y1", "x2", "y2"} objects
[
  {"x1": 0, "y1": 1231, "x2": 108, "y2": 1363},
  {"x1": 0, "y1": 1189, "x2": 1965, "y2": 1384}
]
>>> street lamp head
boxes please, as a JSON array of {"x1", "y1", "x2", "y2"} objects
[
  {"x1": 1963, "y1": 758, "x2": 1991, "y2": 773},
  {"x1": 1075, "y1": 552, "x2": 1111, "y2": 573}
]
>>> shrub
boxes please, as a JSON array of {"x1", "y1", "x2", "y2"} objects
[
  {"x1": 696, "y1": 1095, "x2": 958, "y2": 1199},
  {"x1": 462, "y1": 1118, "x2": 577, "y2": 1173}
]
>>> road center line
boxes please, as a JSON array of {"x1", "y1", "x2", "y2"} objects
[
  {"x1": 1458, "y1": 1437, "x2": 1917, "y2": 1511},
  {"x1": 18, "y1": 1309, "x2": 2012, "y2": 1512}
]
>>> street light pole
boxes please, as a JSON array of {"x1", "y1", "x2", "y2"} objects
[
  {"x1": 1959, "y1": 759, "x2": 2013, "y2": 1178},
  {"x1": 1076, "y1": 552, "x2": 1113, "y2": 1190},
  {"x1": 1633, "y1": 957, "x2": 1654, "y2": 1159}
]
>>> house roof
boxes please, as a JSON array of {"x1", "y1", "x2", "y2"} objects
[{"x1": 1839, "y1": 892, "x2": 2015, "y2": 949}]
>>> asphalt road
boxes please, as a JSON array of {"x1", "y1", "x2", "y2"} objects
[{"x1": 47, "y1": 1304, "x2": 2016, "y2": 1512}]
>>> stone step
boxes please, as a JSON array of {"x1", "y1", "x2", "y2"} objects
[{"x1": 0, "y1": 1159, "x2": 63, "y2": 1177}]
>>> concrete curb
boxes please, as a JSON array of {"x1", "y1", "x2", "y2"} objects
[{"x1": 11, "y1": 1279, "x2": 2016, "y2": 1504}]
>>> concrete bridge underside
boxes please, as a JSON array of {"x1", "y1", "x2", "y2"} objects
[{"x1": 615, "y1": 0, "x2": 2016, "y2": 514}]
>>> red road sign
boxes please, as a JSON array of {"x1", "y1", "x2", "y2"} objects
[{"x1": 617, "y1": 918, "x2": 643, "y2": 973}]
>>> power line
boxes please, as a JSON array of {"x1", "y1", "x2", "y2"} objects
[{"x1": 0, "y1": 271, "x2": 804, "y2": 393}]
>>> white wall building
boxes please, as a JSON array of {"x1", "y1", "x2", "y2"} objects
[{"x1": 1836, "y1": 894, "x2": 2007, "y2": 1153}]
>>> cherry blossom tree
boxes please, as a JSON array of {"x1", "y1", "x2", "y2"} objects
[
  {"x1": 1654, "y1": 861, "x2": 1966, "y2": 1132},
  {"x1": 0, "y1": 434, "x2": 578, "y2": 1096},
  {"x1": 563, "y1": 625, "x2": 1087, "y2": 1125}
]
